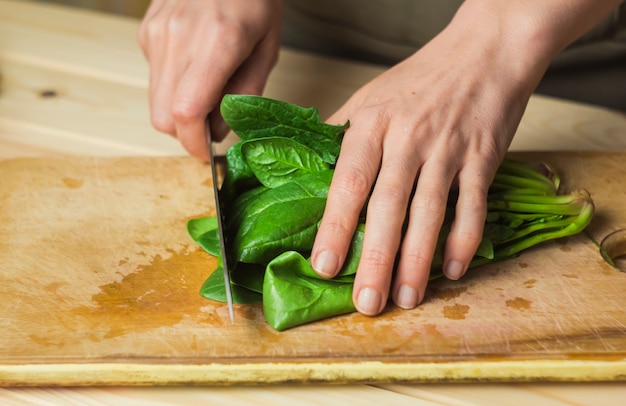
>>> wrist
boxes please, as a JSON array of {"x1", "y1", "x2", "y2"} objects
[
  {"x1": 444, "y1": 1, "x2": 554, "y2": 91},
  {"x1": 443, "y1": 0, "x2": 623, "y2": 92}
]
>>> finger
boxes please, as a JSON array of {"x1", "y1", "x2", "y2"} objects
[
  {"x1": 392, "y1": 157, "x2": 457, "y2": 309},
  {"x1": 172, "y1": 32, "x2": 259, "y2": 161},
  {"x1": 310, "y1": 110, "x2": 384, "y2": 280},
  {"x1": 149, "y1": 47, "x2": 188, "y2": 138},
  {"x1": 149, "y1": 53, "x2": 183, "y2": 136},
  {"x1": 351, "y1": 129, "x2": 422, "y2": 316},
  {"x1": 141, "y1": 1, "x2": 187, "y2": 137},
  {"x1": 210, "y1": 31, "x2": 281, "y2": 142},
  {"x1": 137, "y1": 0, "x2": 167, "y2": 56},
  {"x1": 442, "y1": 162, "x2": 490, "y2": 280}
]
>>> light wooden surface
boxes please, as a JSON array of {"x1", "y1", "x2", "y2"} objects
[{"x1": 1, "y1": 0, "x2": 626, "y2": 404}]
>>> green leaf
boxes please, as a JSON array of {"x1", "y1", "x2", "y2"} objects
[
  {"x1": 200, "y1": 267, "x2": 262, "y2": 304},
  {"x1": 234, "y1": 170, "x2": 333, "y2": 264},
  {"x1": 202, "y1": 95, "x2": 597, "y2": 331},
  {"x1": 187, "y1": 217, "x2": 218, "y2": 240},
  {"x1": 222, "y1": 141, "x2": 261, "y2": 205},
  {"x1": 482, "y1": 222, "x2": 516, "y2": 246},
  {"x1": 221, "y1": 94, "x2": 348, "y2": 165},
  {"x1": 336, "y1": 223, "x2": 365, "y2": 277},
  {"x1": 187, "y1": 217, "x2": 220, "y2": 256},
  {"x1": 241, "y1": 137, "x2": 329, "y2": 188},
  {"x1": 429, "y1": 223, "x2": 451, "y2": 271},
  {"x1": 263, "y1": 251, "x2": 355, "y2": 331},
  {"x1": 226, "y1": 185, "x2": 269, "y2": 236},
  {"x1": 474, "y1": 236, "x2": 494, "y2": 260},
  {"x1": 231, "y1": 262, "x2": 266, "y2": 294}
]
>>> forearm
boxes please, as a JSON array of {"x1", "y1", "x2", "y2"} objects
[{"x1": 444, "y1": 0, "x2": 624, "y2": 89}]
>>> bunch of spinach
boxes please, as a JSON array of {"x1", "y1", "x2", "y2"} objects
[{"x1": 188, "y1": 94, "x2": 594, "y2": 331}]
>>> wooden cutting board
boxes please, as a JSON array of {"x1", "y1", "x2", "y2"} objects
[{"x1": 1, "y1": 152, "x2": 625, "y2": 386}]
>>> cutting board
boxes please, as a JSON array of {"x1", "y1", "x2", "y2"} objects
[{"x1": 1, "y1": 152, "x2": 625, "y2": 386}]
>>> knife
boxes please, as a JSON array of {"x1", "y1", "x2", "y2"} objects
[{"x1": 207, "y1": 124, "x2": 235, "y2": 324}]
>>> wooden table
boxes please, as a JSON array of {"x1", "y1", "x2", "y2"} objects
[{"x1": 2, "y1": 1, "x2": 626, "y2": 404}]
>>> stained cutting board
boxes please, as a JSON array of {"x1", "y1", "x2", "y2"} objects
[{"x1": 1, "y1": 152, "x2": 625, "y2": 386}]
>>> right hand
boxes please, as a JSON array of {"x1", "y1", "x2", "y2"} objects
[{"x1": 138, "y1": 0, "x2": 283, "y2": 161}]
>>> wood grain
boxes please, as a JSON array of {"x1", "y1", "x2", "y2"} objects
[
  {"x1": 1, "y1": 153, "x2": 625, "y2": 385},
  {"x1": 2, "y1": 1, "x2": 626, "y2": 158}
]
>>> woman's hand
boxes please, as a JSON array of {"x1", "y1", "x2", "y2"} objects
[
  {"x1": 138, "y1": 0, "x2": 282, "y2": 161},
  {"x1": 312, "y1": 0, "x2": 621, "y2": 316},
  {"x1": 310, "y1": 1, "x2": 550, "y2": 316}
]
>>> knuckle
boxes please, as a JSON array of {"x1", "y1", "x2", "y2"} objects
[
  {"x1": 412, "y1": 193, "x2": 447, "y2": 219},
  {"x1": 137, "y1": 19, "x2": 165, "y2": 54},
  {"x1": 332, "y1": 169, "x2": 372, "y2": 200},
  {"x1": 212, "y1": 24, "x2": 239, "y2": 45},
  {"x1": 353, "y1": 106, "x2": 390, "y2": 138},
  {"x1": 210, "y1": 17, "x2": 253, "y2": 48},
  {"x1": 143, "y1": 18, "x2": 167, "y2": 44},
  {"x1": 372, "y1": 182, "x2": 410, "y2": 208},
  {"x1": 171, "y1": 99, "x2": 204, "y2": 124},
  {"x1": 320, "y1": 216, "x2": 354, "y2": 240},
  {"x1": 452, "y1": 227, "x2": 484, "y2": 246},
  {"x1": 359, "y1": 248, "x2": 395, "y2": 271},
  {"x1": 400, "y1": 250, "x2": 433, "y2": 271},
  {"x1": 460, "y1": 190, "x2": 488, "y2": 214},
  {"x1": 166, "y1": 8, "x2": 191, "y2": 38},
  {"x1": 151, "y1": 112, "x2": 175, "y2": 135}
]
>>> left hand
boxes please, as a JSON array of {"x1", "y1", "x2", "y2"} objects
[{"x1": 309, "y1": 2, "x2": 543, "y2": 316}]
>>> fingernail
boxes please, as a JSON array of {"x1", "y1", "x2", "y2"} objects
[
  {"x1": 395, "y1": 284, "x2": 418, "y2": 309},
  {"x1": 445, "y1": 260, "x2": 466, "y2": 280},
  {"x1": 356, "y1": 287, "x2": 382, "y2": 316},
  {"x1": 313, "y1": 250, "x2": 338, "y2": 278}
]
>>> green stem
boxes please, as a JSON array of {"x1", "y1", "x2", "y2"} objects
[
  {"x1": 491, "y1": 173, "x2": 556, "y2": 196},
  {"x1": 489, "y1": 184, "x2": 555, "y2": 196},
  {"x1": 494, "y1": 196, "x2": 594, "y2": 258},
  {"x1": 488, "y1": 211, "x2": 558, "y2": 223},
  {"x1": 487, "y1": 190, "x2": 591, "y2": 215},
  {"x1": 498, "y1": 216, "x2": 578, "y2": 244},
  {"x1": 498, "y1": 159, "x2": 559, "y2": 189}
]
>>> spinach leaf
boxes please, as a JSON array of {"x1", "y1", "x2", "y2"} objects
[
  {"x1": 234, "y1": 170, "x2": 333, "y2": 264},
  {"x1": 221, "y1": 94, "x2": 349, "y2": 165},
  {"x1": 231, "y1": 262, "x2": 266, "y2": 294},
  {"x1": 188, "y1": 217, "x2": 261, "y2": 304},
  {"x1": 474, "y1": 237, "x2": 494, "y2": 260},
  {"x1": 200, "y1": 266, "x2": 262, "y2": 304},
  {"x1": 222, "y1": 141, "x2": 260, "y2": 205},
  {"x1": 241, "y1": 137, "x2": 328, "y2": 188},
  {"x1": 336, "y1": 223, "x2": 365, "y2": 277},
  {"x1": 482, "y1": 222, "x2": 516, "y2": 246},
  {"x1": 260, "y1": 222, "x2": 364, "y2": 330},
  {"x1": 263, "y1": 251, "x2": 355, "y2": 331},
  {"x1": 226, "y1": 185, "x2": 269, "y2": 237},
  {"x1": 189, "y1": 95, "x2": 595, "y2": 331},
  {"x1": 187, "y1": 217, "x2": 220, "y2": 256}
]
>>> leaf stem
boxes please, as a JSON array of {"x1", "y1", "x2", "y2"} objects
[{"x1": 494, "y1": 193, "x2": 594, "y2": 257}]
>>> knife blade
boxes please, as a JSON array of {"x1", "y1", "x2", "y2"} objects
[{"x1": 207, "y1": 125, "x2": 235, "y2": 324}]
